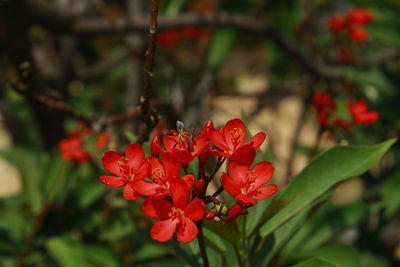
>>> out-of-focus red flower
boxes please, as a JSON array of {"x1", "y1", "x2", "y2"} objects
[
  {"x1": 347, "y1": 100, "x2": 379, "y2": 124},
  {"x1": 347, "y1": 8, "x2": 373, "y2": 25},
  {"x1": 180, "y1": 26, "x2": 205, "y2": 39},
  {"x1": 313, "y1": 92, "x2": 337, "y2": 112},
  {"x1": 328, "y1": 14, "x2": 347, "y2": 33},
  {"x1": 157, "y1": 29, "x2": 180, "y2": 50},
  {"x1": 205, "y1": 211, "x2": 216, "y2": 220},
  {"x1": 58, "y1": 135, "x2": 91, "y2": 163},
  {"x1": 134, "y1": 155, "x2": 194, "y2": 197},
  {"x1": 208, "y1": 118, "x2": 266, "y2": 159},
  {"x1": 142, "y1": 178, "x2": 205, "y2": 243},
  {"x1": 100, "y1": 143, "x2": 149, "y2": 200},
  {"x1": 348, "y1": 25, "x2": 369, "y2": 42},
  {"x1": 339, "y1": 46, "x2": 353, "y2": 64},
  {"x1": 220, "y1": 158, "x2": 277, "y2": 205},
  {"x1": 95, "y1": 132, "x2": 109, "y2": 149}
]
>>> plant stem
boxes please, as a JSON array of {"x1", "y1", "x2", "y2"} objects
[
  {"x1": 196, "y1": 222, "x2": 210, "y2": 267},
  {"x1": 233, "y1": 245, "x2": 245, "y2": 267}
]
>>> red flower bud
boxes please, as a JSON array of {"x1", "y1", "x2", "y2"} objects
[
  {"x1": 192, "y1": 179, "x2": 205, "y2": 196},
  {"x1": 328, "y1": 14, "x2": 347, "y2": 33},
  {"x1": 206, "y1": 212, "x2": 216, "y2": 220},
  {"x1": 347, "y1": 8, "x2": 373, "y2": 25},
  {"x1": 348, "y1": 25, "x2": 369, "y2": 42}
]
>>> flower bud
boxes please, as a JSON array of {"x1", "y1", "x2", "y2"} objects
[
  {"x1": 192, "y1": 179, "x2": 205, "y2": 196},
  {"x1": 206, "y1": 212, "x2": 216, "y2": 220}
]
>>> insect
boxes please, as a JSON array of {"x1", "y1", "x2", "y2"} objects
[{"x1": 174, "y1": 121, "x2": 196, "y2": 151}]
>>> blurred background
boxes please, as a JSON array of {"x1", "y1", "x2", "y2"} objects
[{"x1": 0, "y1": 0, "x2": 399, "y2": 266}]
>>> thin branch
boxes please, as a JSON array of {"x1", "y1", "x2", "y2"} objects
[{"x1": 141, "y1": 0, "x2": 160, "y2": 117}]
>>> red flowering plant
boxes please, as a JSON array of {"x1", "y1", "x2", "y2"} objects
[
  {"x1": 313, "y1": 92, "x2": 379, "y2": 138},
  {"x1": 99, "y1": 118, "x2": 278, "y2": 247},
  {"x1": 327, "y1": 7, "x2": 373, "y2": 64},
  {"x1": 58, "y1": 125, "x2": 109, "y2": 163}
]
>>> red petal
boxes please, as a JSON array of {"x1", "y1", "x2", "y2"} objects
[
  {"x1": 209, "y1": 128, "x2": 230, "y2": 152},
  {"x1": 250, "y1": 185, "x2": 278, "y2": 200},
  {"x1": 171, "y1": 148, "x2": 194, "y2": 163},
  {"x1": 162, "y1": 154, "x2": 180, "y2": 178},
  {"x1": 151, "y1": 219, "x2": 178, "y2": 242},
  {"x1": 163, "y1": 131, "x2": 178, "y2": 151},
  {"x1": 235, "y1": 194, "x2": 256, "y2": 205},
  {"x1": 102, "y1": 151, "x2": 123, "y2": 176},
  {"x1": 142, "y1": 197, "x2": 173, "y2": 219},
  {"x1": 100, "y1": 175, "x2": 126, "y2": 188},
  {"x1": 184, "y1": 198, "x2": 205, "y2": 221},
  {"x1": 151, "y1": 136, "x2": 161, "y2": 157},
  {"x1": 123, "y1": 183, "x2": 142, "y2": 201},
  {"x1": 134, "y1": 180, "x2": 159, "y2": 196},
  {"x1": 222, "y1": 118, "x2": 246, "y2": 149},
  {"x1": 192, "y1": 134, "x2": 207, "y2": 157},
  {"x1": 210, "y1": 148, "x2": 231, "y2": 158},
  {"x1": 220, "y1": 172, "x2": 241, "y2": 196},
  {"x1": 177, "y1": 217, "x2": 198, "y2": 243},
  {"x1": 134, "y1": 161, "x2": 149, "y2": 180},
  {"x1": 181, "y1": 174, "x2": 195, "y2": 188},
  {"x1": 125, "y1": 143, "x2": 145, "y2": 170},
  {"x1": 170, "y1": 178, "x2": 189, "y2": 209},
  {"x1": 248, "y1": 132, "x2": 266, "y2": 149},
  {"x1": 230, "y1": 144, "x2": 255, "y2": 167},
  {"x1": 148, "y1": 157, "x2": 166, "y2": 178},
  {"x1": 252, "y1": 161, "x2": 274, "y2": 189}
]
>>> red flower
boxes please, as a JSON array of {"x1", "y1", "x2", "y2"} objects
[
  {"x1": 339, "y1": 46, "x2": 353, "y2": 64},
  {"x1": 157, "y1": 29, "x2": 180, "y2": 50},
  {"x1": 208, "y1": 118, "x2": 266, "y2": 158},
  {"x1": 142, "y1": 178, "x2": 206, "y2": 243},
  {"x1": 347, "y1": 100, "x2": 379, "y2": 124},
  {"x1": 163, "y1": 130, "x2": 207, "y2": 163},
  {"x1": 95, "y1": 132, "x2": 109, "y2": 149},
  {"x1": 100, "y1": 143, "x2": 149, "y2": 200},
  {"x1": 347, "y1": 8, "x2": 373, "y2": 25},
  {"x1": 313, "y1": 92, "x2": 336, "y2": 112},
  {"x1": 58, "y1": 135, "x2": 91, "y2": 163},
  {"x1": 134, "y1": 155, "x2": 194, "y2": 197},
  {"x1": 328, "y1": 14, "x2": 347, "y2": 33},
  {"x1": 220, "y1": 157, "x2": 278, "y2": 205},
  {"x1": 348, "y1": 25, "x2": 369, "y2": 42}
]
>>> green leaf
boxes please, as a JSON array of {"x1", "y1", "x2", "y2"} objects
[
  {"x1": 204, "y1": 220, "x2": 240, "y2": 245},
  {"x1": 381, "y1": 169, "x2": 400, "y2": 218},
  {"x1": 15, "y1": 148, "x2": 44, "y2": 215},
  {"x1": 284, "y1": 202, "x2": 369, "y2": 253},
  {"x1": 293, "y1": 257, "x2": 337, "y2": 267},
  {"x1": 360, "y1": 251, "x2": 391, "y2": 267},
  {"x1": 260, "y1": 139, "x2": 395, "y2": 237},
  {"x1": 207, "y1": 30, "x2": 236, "y2": 70},
  {"x1": 164, "y1": 0, "x2": 186, "y2": 15},
  {"x1": 73, "y1": 182, "x2": 107, "y2": 209},
  {"x1": 289, "y1": 244, "x2": 361, "y2": 267},
  {"x1": 46, "y1": 237, "x2": 92, "y2": 267}
]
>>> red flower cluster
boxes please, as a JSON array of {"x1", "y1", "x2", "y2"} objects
[
  {"x1": 157, "y1": 26, "x2": 210, "y2": 50},
  {"x1": 58, "y1": 128, "x2": 109, "y2": 163},
  {"x1": 100, "y1": 118, "x2": 278, "y2": 243},
  {"x1": 328, "y1": 8, "x2": 373, "y2": 64},
  {"x1": 313, "y1": 92, "x2": 379, "y2": 131},
  {"x1": 328, "y1": 8, "x2": 373, "y2": 42}
]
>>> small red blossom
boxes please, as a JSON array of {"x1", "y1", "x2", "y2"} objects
[
  {"x1": 163, "y1": 130, "x2": 207, "y2": 163},
  {"x1": 328, "y1": 14, "x2": 347, "y2": 33},
  {"x1": 58, "y1": 135, "x2": 91, "y2": 163},
  {"x1": 95, "y1": 132, "x2": 109, "y2": 149},
  {"x1": 348, "y1": 25, "x2": 369, "y2": 42},
  {"x1": 339, "y1": 46, "x2": 353, "y2": 64},
  {"x1": 157, "y1": 29, "x2": 180, "y2": 50},
  {"x1": 134, "y1": 155, "x2": 194, "y2": 197},
  {"x1": 226, "y1": 203, "x2": 247, "y2": 221},
  {"x1": 100, "y1": 143, "x2": 149, "y2": 200},
  {"x1": 347, "y1": 8, "x2": 373, "y2": 25},
  {"x1": 347, "y1": 100, "x2": 379, "y2": 124},
  {"x1": 142, "y1": 178, "x2": 206, "y2": 243},
  {"x1": 313, "y1": 92, "x2": 337, "y2": 112},
  {"x1": 220, "y1": 155, "x2": 278, "y2": 205},
  {"x1": 208, "y1": 118, "x2": 266, "y2": 158}
]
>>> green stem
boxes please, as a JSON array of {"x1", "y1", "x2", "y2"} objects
[{"x1": 233, "y1": 245, "x2": 245, "y2": 267}]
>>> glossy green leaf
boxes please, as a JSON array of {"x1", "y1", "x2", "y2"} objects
[
  {"x1": 260, "y1": 139, "x2": 395, "y2": 237},
  {"x1": 293, "y1": 257, "x2": 337, "y2": 267},
  {"x1": 46, "y1": 237, "x2": 91, "y2": 267}
]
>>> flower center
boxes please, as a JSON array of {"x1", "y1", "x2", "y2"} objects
[
  {"x1": 241, "y1": 170, "x2": 257, "y2": 194},
  {"x1": 118, "y1": 157, "x2": 133, "y2": 180},
  {"x1": 151, "y1": 168, "x2": 165, "y2": 183},
  {"x1": 168, "y1": 207, "x2": 185, "y2": 221}
]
